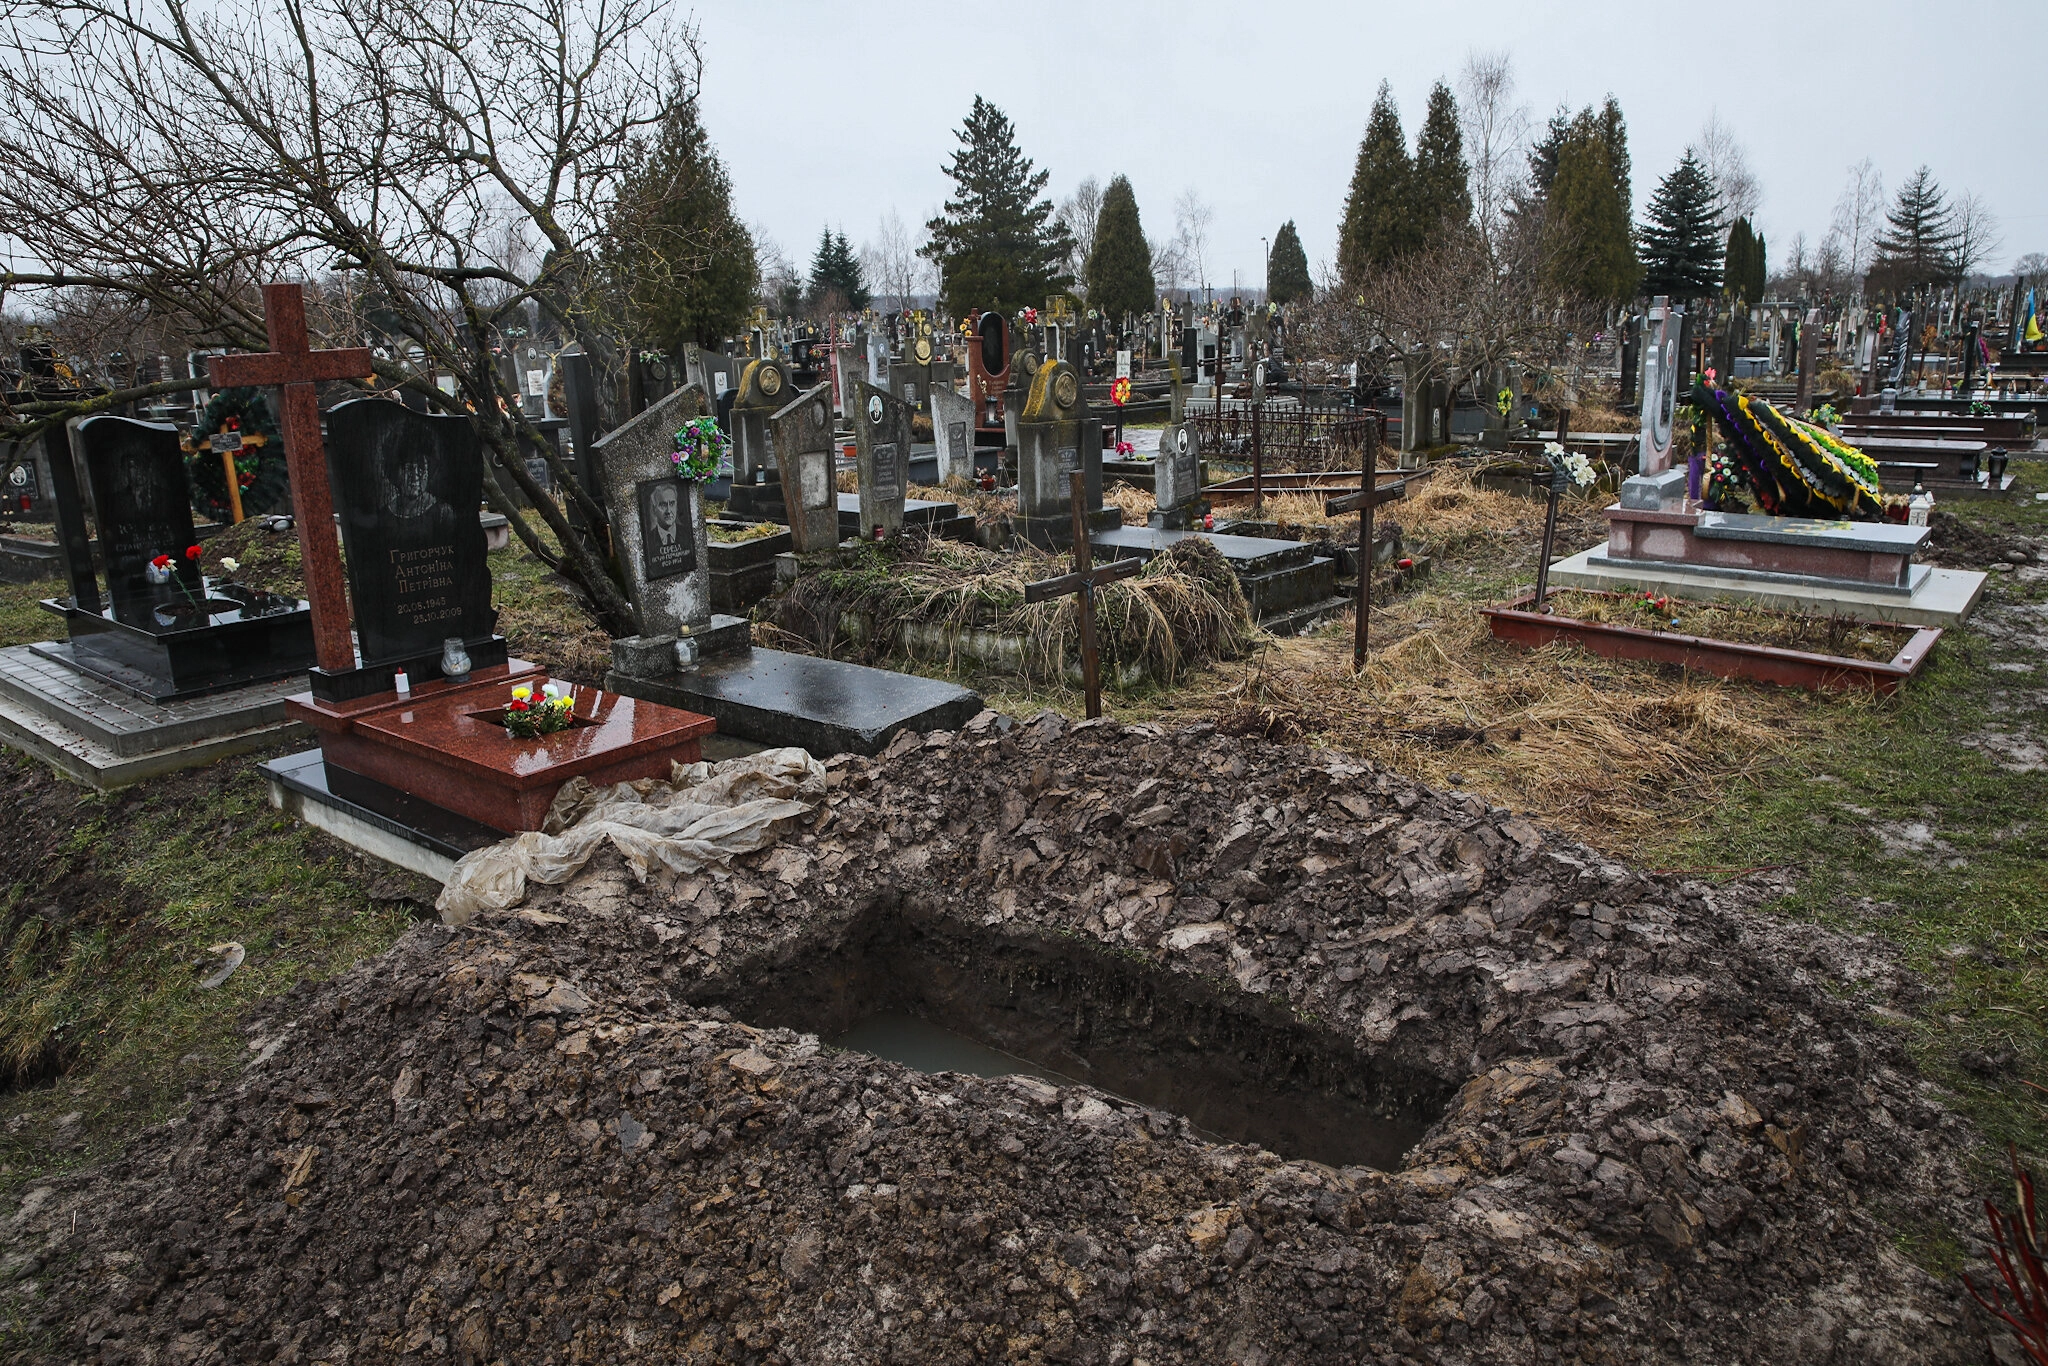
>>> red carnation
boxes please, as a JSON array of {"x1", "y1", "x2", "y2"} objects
[
  {"x1": 508, "y1": 699, "x2": 529, "y2": 712},
  {"x1": 185, "y1": 544, "x2": 202, "y2": 560},
  {"x1": 150, "y1": 554, "x2": 172, "y2": 568}
]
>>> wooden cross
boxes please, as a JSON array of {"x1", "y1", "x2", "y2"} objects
[
  {"x1": 208, "y1": 282, "x2": 374, "y2": 673},
  {"x1": 1024, "y1": 471, "x2": 1140, "y2": 719},
  {"x1": 1326, "y1": 468, "x2": 1415, "y2": 672}
]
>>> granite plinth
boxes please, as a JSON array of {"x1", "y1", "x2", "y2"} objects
[
  {"x1": 709, "y1": 528, "x2": 794, "y2": 614},
  {"x1": 288, "y1": 660, "x2": 716, "y2": 833},
  {"x1": 606, "y1": 647, "x2": 981, "y2": 757},
  {"x1": 0, "y1": 642, "x2": 309, "y2": 788},
  {"x1": 0, "y1": 535, "x2": 60, "y2": 583},
  {"x1": 39, "y1": 581, "x2": 316, "y2": 702},
  {"x1": 1603, "y1": 506, "x2": 1926, "y2": 588},
  {"x1": 1548, "y1": 546, "x2": 1985, "y2": 628},
  {"x1": 260, "y1": 747, "x2": 502, "y2": 882}
]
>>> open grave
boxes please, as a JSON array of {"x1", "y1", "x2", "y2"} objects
[{"x1": 3, "y1": 713, "x2": 1990, "y2": 1365}]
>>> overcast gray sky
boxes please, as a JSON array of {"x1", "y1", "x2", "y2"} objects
[{"x1": 694, "y1": 0, "x2": 2048, "y2": 292}]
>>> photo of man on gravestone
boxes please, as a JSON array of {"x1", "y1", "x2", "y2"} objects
[{"x1": 637, "y1": 476, "x2": 696, "y2": 581}]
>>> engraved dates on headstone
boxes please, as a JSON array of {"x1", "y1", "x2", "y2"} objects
[
  {"x1": 325, "y1": 399, "x2": 495, "y2": 665},
  {"x1": 872, "y1": 444, "x2": 902, "y2": 501},
  {"x1": 1057, "y1": 446, "x2": 1079, "y2": 476}
]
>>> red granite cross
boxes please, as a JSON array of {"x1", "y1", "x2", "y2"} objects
[{"x1": 208, "y1": 283, "x2": 374, "y2": 672}]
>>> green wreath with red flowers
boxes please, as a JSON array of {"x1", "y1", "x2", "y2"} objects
[{"x1": 183, "y1": 387, "x2": 292, "y2": 522}]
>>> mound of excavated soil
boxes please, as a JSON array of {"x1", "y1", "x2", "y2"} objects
[{"x1": 2, "y1": 715, "x2": 1992, "y2": 1364}]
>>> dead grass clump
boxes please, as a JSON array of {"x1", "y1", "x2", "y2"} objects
[
  {"x1": 1549, "y1": 589, "x2": 1916, "y2": 664},
  {"x1": 1103, "y1": 481, "x2": 1152, "y2": 526},
  {"x1": 1177, "y1": 596, "x2": 1831, "y2": 851},
  {"x1": 763, "y1": 533, "x2": 1253, "y2": 686}
]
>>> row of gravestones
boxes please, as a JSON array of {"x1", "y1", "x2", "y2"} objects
[{"x1": 42, "y1": 355, "x2": 1210, "y2": 707}]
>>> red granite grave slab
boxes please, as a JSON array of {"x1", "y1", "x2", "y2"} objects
[{"x1": 287, "y1": 658, "x2": 715, "y2": 832}]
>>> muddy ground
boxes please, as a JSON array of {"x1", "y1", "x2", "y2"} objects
[{"x1": 0, "y1": 714, "x2": 2001, "y2": 1364}]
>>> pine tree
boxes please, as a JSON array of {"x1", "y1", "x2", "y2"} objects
[
  {"x1": 1638, "y1": 152, "x2": 1723, "y2": 299},
  {"x1": 1549, "y1": 116, "x2": 1639, "y2": 304},
  {"x1": 1084, "y1": 176, "x2": 1155, "y2": 320},
  {"x1": 923, "y1": 97, "x2": 1074, "y2": 316},
  {"x1": 607, "y1": 96, "x2": 757, "y2": 353},
  {"x1": 1870, "y1": 166, "x2": 1958, "y2": 293},
  {"x1": 1750, "y1": 231, "x2": 1767, "y2": 302},
  {"x1": 1338, "y1": 82, "x2": 1416, "y2": 285},
  {"x1": 1267, "y1": 220, "x2": 1312, "y2": 304},
  {"x1": 806, "y1": 228, "x2": 869, "y2": 312},
  {"x1": 1411, "y1": 81, "x2": 1472, "y2": 239}
]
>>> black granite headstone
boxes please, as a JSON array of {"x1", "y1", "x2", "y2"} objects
[
  {"x1": 75, "y1": 415, "x2": 200, "y2": 620},
  {"x1": 325, "y1": 399, "x2": 495, "y2": 667}
]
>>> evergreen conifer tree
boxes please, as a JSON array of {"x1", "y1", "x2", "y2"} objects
[
  {"x1": 1266, "y1": 221, "x2": 1312, "y2": 304},
  {"x1": 607, "y1": 97, "x2": 757, "y2": 353},
  {"x1": 806, "y1": 229, "x2": 869, "y2": 312},
  {"x1": 1724, "y1": 218, "x2": 1755, "y2": 303},
  {"x1": 923, "y1": 97, "x2": 1074, "y2": 315},
  {"x1": 1638, "y1": 152, "x2": 1723, "y2": 299},
  {"x1": 1549, "y1": 116, "x2": 1639, "y2": 304},
  {"x1": 1084, "y1": 175, "x2": 1155, "y2": 321},
  {"x1": 1338, "y1": 83, "x2": 1416, "y2": 284},
  {"x1": 1870, "y1": 166, "x2": 1958, "y2": 293},
  {"x1": 1596, "y1": 96, "x2": 1631, "y2": 213},
  {"x1": 1750, "y1": 231, "x2": 1767, "y2": 302},
  {"x1": 1411, "y1": 81, "x2": 1472, "y2": 240}
]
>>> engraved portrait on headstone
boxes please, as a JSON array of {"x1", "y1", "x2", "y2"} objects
[{"x1": 637, "y1": 476, "x2": 697, "y2": 581}]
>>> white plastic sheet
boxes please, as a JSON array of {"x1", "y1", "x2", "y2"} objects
[{"x1": 435, "y1": 746, "x2": 826, "y2": 927}]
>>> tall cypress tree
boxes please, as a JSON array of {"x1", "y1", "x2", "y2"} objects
[
  {"x1": 607, "y1": 96, "x2": 757, "y2": 352},
  {"x1": 1725, "y1": 218, "x2": 1756, "y2": 303},
  {"x1": 1750, "y1": 231, "x2": 1767, "y2": 302},
  {"x1": 1549, "y1": 117, "x2": 1638, "y2": 304},
  {"x1": 1870, "y1": 166, "x2": 1958, "y2": 293},
  {"x1": 1411, "y1": 81, "x2": 1472, "y2": 239},
  {"x1": 923, "y1": 97, "x2": 1074, "y2": 316},
  {"x1": 1596, "y1": 96, "x2": 1631, "y2": 215},
  {"x1": 1639, "y1": 152, "x2": 1723, "y2": 299},
  {"x1": 1084, "y1": 175, "x2": 1155, "y2": 320},
  {"x1": 1338, "y1": 82, "x2": 1416, "y2": 284},
  {"x1": 1267, "y1": 220, "x2": 1312, "y2": 304}
]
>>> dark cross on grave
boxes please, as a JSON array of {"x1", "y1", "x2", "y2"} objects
[
  {"x1": 1024, "y1": 470, "x2": 1140, "y2": 719},
  {"x1": 207, "y1": 283, "x2": 374, "y2": 672},
  {"x1": 1325, "y1": 467, "x2": 1414, "y2": 672},
  {"x1": 1530, "y1": 458, "x2": 1574, "y2": 613}
]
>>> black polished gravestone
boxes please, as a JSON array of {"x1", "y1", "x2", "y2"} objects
[
  {"x1": 320, "y1": 399, "x2": 502, "y2": 699},
  {"x1": 30, "y1": 414, "x2": 315, "y2": 702}
]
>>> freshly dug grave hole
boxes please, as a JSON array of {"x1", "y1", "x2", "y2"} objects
[
  {"x1": 0, "y1": 713, "x2": 1998, "y2": 1365},
  {"x1": 699, "y1": 907, "x2": 1451, "y2": 1170}
]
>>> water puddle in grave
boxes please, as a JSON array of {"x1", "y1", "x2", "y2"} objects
[{"x1": 828, "y1": 1011, "x2": 1076, "y2": 1086}]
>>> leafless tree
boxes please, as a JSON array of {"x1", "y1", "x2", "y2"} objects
[
  {"x1": 1457, "y1": 49, "x2": 1529, "y2": 256},
  {"x1": 1173, "y1": 189, "x2": 1213, "y2": 299},
  {"x1": 753, "y1": 225, "x2": 801, "y2": 313},
  {"x1": 1293, "y1": 223, "x2": 1576, "y2": 447},
  {"x1": 1056, "y1": 177, "x2": 1101, "y2": 295},
  {"x1": 2015, "y1": 252, "x2": 2048, "y2": 281},
  {"x1": 0, "y1": 0, "x2": 704, "y2": 635},
  {"x1": 1823, "y1": 158, "x2": 1885, "y2": 289},
  {"x1": 1692, "y1": 112, "x2": 1761, "y2": 230},
  {"x1": 1952, "y1": 192, "x2": 2002, "y2": 280},
  {"x1": 862, "y1": 210, "x2": 921, "y2": 314}
]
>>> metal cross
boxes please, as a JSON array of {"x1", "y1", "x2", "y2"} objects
[
  {"x1": 207, "y1": 283, "x2": 374, "y2": 672},
  {"x1": 1024, "y1": 471, "x2": 1140, "y2": 718},
  {"x1": 1325, "y1": 468, "x2": 1415, "y2": 672}
]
